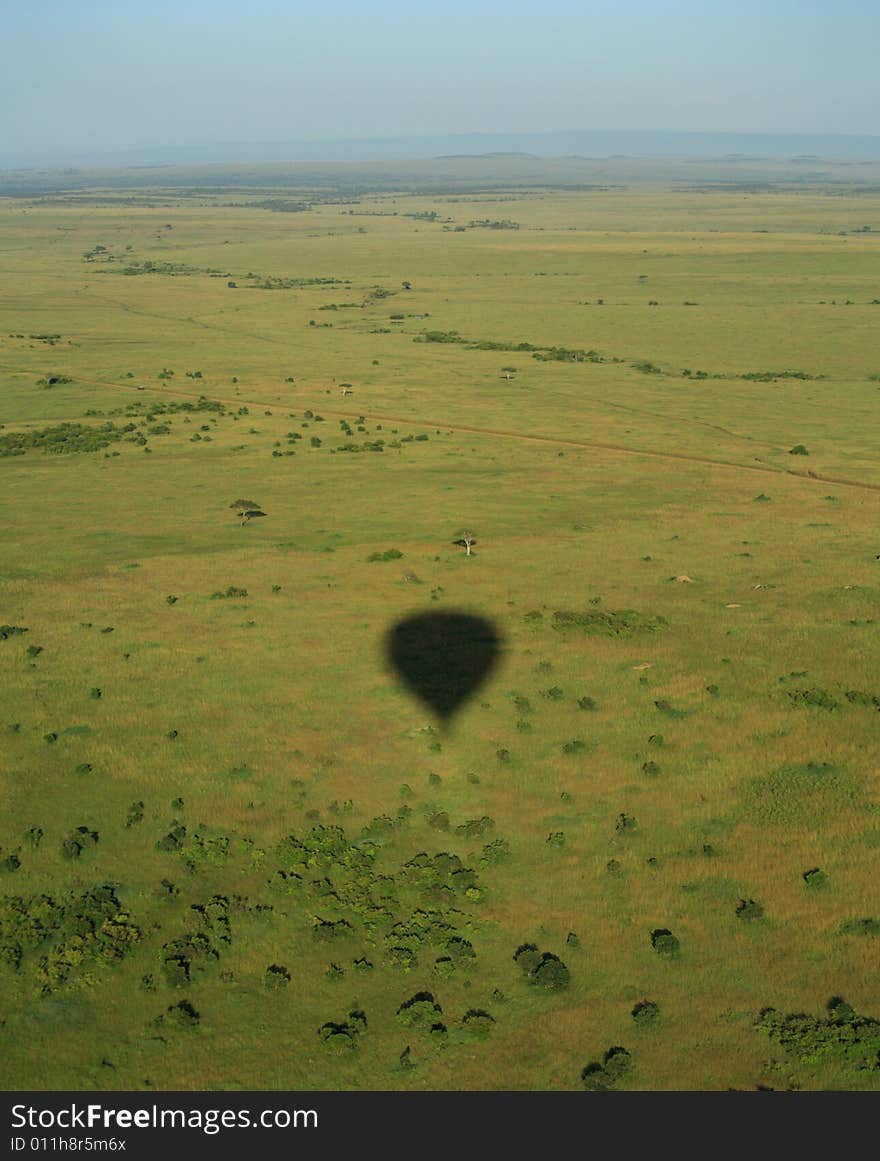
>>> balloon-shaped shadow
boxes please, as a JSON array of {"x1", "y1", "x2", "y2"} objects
[{"x1": 386, "y1": 611, "x2": 502, "y2": 727}]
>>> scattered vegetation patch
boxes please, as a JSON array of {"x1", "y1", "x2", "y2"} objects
[
  {"x1": 740, "y1": 761, "x2": 861, "y2": 826},
  {"x1": 755, "y1": 1000, "x2": 880, "y2": 1070},
  {"x1": 0, "y1": 423, "x2": 125, "y2": 457},
  {"x1": 838, "y1": 918, "x2": 880, "y2": 937},
  {"x1": 548, "y1": 609, "x2": 667, "y2": 637},
  {"x1": 0, "y1": 885, "x2": 140, "y2": 992}
]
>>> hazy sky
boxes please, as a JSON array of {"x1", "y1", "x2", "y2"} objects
[{"x1": 3, "y1": 0, "x2": 878, "y2": 161}]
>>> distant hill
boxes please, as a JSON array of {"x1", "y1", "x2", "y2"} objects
[{"x1": 4, "y1": 129, "x2": 880, "y2": 170}]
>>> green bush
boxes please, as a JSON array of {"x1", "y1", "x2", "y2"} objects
[
  {"x1": 461, "y1": 1009, "x2": 495, "y2": 1035},
  {"x1": 581, "y1": 1046, "x2": 633, "y2": 1089},
  {"x1": 265, "y1": 963, "x2": 291, "y2": 989},
  {"x1": 0, "y1": 625, "x2": 29, "y2": 640},
  {"x1": 125, "y1": 802, "x2": 144, "y2": 828},
  {"x1": 632, "y1": 999, "x2": 660, "y2": 1026},
  {"x1": 561, "y1": 739, "x2": 586, "y2": 754},
  {"x1": 839, "y1": 918, "x2": 880, "y2": 936},
  {"x1": 650, "y1": 928, "x2": 680, "y2": 956},
  {"x1": 366, "y1": 548, "x2": 404, "y2": 562},
  {"x1": 163, "y1": 1000, "x2": 200, "y2": 1028},
  {"x1": 396, "y1": 991, "x2": 443, "y2": 1029},
  {"x1": 787, "y1": 688, "x2": 839, "y2": 711},
  {"x1": 514, "y1": 944, "x2": 570, "y2": 988},
  {"x1": 736, "y1": 898, "x2": 765, "y2": 921}
]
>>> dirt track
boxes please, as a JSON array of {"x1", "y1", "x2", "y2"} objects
[{"x1": 5, "y1": 361, "x2": 880, "y2": 496}]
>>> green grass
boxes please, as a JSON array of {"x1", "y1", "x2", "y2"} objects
[{"x1": 1, "y1": 174, "x2": 880, "y2": 1091}]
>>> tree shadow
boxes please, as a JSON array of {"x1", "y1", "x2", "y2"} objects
[{"x1": 385, "y1": 611, "x2": 503, "y2": 729}]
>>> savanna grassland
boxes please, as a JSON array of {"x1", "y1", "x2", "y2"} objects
[{"x1": 1, "y1": 162, "x2": 880, "y2": 1091}]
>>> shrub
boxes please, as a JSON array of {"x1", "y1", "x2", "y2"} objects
[
  {"x1": 845, "y1": 689, "x2": 877, "y2": 706},
  {"x1": 789, "y1": 444, "x2": 809, "y2": 455},
  {"x1": 632, "y1": 999, "x2": 660, "y2": 1026},
  {"x1": 312, "y1": 918, "x2": 353, "y2": 941},
  {"x1": 265, "y1": 963, "x2": 291, "y2": 989},
  {"x1": 839, "y1": 918, "x2": 880, "y2": 936},
  {"x1": 515, "y1": 944, "x2": 569, "y2": 988},
  {"x1": 577, "y1": 696, "x2": 598, "y2": 711},
  {"x1": 532, "y1": 953, "x2": 570, "y2": 989},
  {"x1": 480, "y1": 838, "x2": 510, "y2": 865},
  {"x1": 803, "y1": 867, "x2": 829, "y2": 889},
  {"x1": 23, "y1": 827, "x2": 42, "y2": 848},
  {"x1": 561, "y1": 739, "x2": 586, "y2": 755},
  {"x1": 396, "y1": 992, "x2": 443, "y2": 1029},
  {"x1": 654, "y1": 699, "x2": 685, "y2": 718},
  {"x1": 513, "y1": 943, "x2": 541, "y2": 973},
  {"x1": 462, "y1": 1009, "x2": 495, "y2": 1035},
  {"x1": 736, "y1": 898, "x2": 765, "y2": 921},
  {"x1": 456, "y1": 816, "x2": 494, "y2": 838},
  {"x1": 581, "y1": 1046, "x2": 633, "y2": 1090},
  {"x1": 366, "y1": 548, "x2": 404, "y2": 562},
  {"x1": 650, "y1": 928, "x2": 680, "y2": 955},
  {"x1": 125, "y1": 801, "x2": 144, "y2": 828},
  {"x1": 787, "y1": 688, "x2": 839, "y2": 711},
  {"x1": 156, "y1": 823, "x2": 186, "y2": 852}
]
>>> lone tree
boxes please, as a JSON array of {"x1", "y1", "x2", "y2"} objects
[
  {"x1": 229, "y1": 499, "x2": 266, "y2": 526},
  {"x1": 452, "y1": 531, "x2": 477, "y2": 556}
]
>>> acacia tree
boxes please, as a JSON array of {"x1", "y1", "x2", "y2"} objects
[
  {"x1": 229, "y1": 499, "x2": 265, "y2": 526},
  {"x1": 452, "y1": 531, "x2": 477, "y2": 556}
]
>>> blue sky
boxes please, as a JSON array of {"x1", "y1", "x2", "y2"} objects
[{"x1": 2, "y1": 0, "x2": 878, "y2": 160}]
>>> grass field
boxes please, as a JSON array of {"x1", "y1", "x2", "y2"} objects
[{"x1": 1, "y1": 164, "x2": 879, "y2": 1091}]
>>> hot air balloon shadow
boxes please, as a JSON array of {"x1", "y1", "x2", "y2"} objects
[{"x1": 385, "y1": 611, "x2": 503, "y2": 731}]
